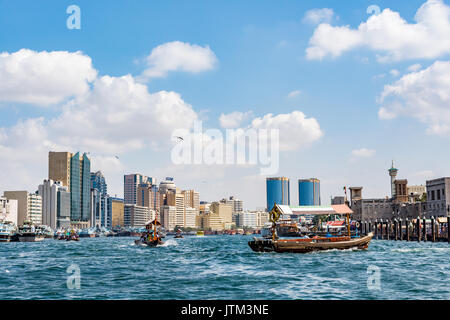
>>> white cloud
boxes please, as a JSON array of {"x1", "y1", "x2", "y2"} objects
[
  {"x1": 219, "y1": 111, "x2": 253, "y2": 129},
  {"x1": 303, "y1": 8, "x2": 334, "y2": 25},
  {"x1": 390, "y1": 69, "x2": 400, "y2": 77},
  {"x1": 287, "y1": 90, "x2": 301, "y2": 98},
  {"x1": 407, "y1": 64, "x2": 422, "y2": 72},
  {"x1": 0, "y1": 49, "x2": 97, "y2": 106},
  {"x1": 140, "y1": 41, "x2": 218, "y2": 79},
  {"x1": 249, "y1": 111, "x2": 323, "y2": 152},
  {"x1": 0, "y1": 49, "x2": 201, "y2": 195},
  {"x1": 351, "y1": 148, "x2": 376, "y2": 158},
  {"x1": 378, "y1": 60, "x2": 450, "y2": 135},
  {"x1": 306, "y1": 0, "x2": 450, "y2": 62}
]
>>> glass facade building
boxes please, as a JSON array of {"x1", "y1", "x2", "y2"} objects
[
  {"x1": 70, "y1": 152, "x2": 91, "y2": 222},
  {"x1": 298, "y1": 178, "x2": 321, "y2": 206},
  {"x1": 266, "y1": 177, "x2": 290, "y2": 211}
]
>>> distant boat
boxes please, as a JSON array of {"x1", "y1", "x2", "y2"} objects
[
  {"x1": 196, "y1": 231, "x2": 205, "y2": 237},
  {"x1": 0, "y1": 221, "x2": 17, "y2": 242},
  {"x1": 17, "y1": 221, "x2": 45, "y2": 242},
  {"x1": 79, "y1": 228, "x2": 96, "y2": 238}
]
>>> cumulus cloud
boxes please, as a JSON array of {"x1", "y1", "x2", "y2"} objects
[
  {"x1": 351, "y1": 148, "x2": 376, "y2": 158},
  {"x1": 140, "y1": 41, "x2": 218, "y2": 79},
  {"x1": 219, "y1": 111, "x2": 253, "y2": 129},
  {"x1": 306, "y1": 0, "x2": 450, "y2": 62},
  {"x1": 303, "y1": 8, "x2": 334, "y2": 25},
  {"x1": 0, "y1": 49, "x2": 97, "y2": 106},
  {"x1": 0, "y1": 49, "x2": 201, "y2": 194},
  {"x1": 378, "y1": 60, "x2": 450, "y2": 135},
  {"x1": 249, "y1": 111, "x2": 323, "y2": 152}
]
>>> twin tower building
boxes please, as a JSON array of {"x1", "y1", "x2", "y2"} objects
[{"x1": 266, "y1": 177, "x2": 320, "y2": 211}]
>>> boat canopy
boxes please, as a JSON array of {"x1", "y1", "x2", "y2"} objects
[
  {"x1": 146, "y1": 219, "x2": 161, "y2": 226},
  {"x1": 276, "y1": 204, "x2": 353, "y2": 216}
]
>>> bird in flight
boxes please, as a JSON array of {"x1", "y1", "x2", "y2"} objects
[{"x1": 174, "y1": 136, "x2": 184, "y2": 142}]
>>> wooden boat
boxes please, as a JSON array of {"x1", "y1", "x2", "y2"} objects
[
  {"x1": 249, "y1": 203, "x2": 373, "y2": 254},
  {"x1": 249, "y1": 233, "x2": 373, "y2": 253},
  {"x1": 135, "y1": 217, "x2": 164, "y2": 247}
]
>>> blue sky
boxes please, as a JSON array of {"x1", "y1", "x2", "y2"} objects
[{"x1": 1, "y1": 0, "x2": 450, "y2": 209}]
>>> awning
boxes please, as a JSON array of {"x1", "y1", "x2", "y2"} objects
[
  {"x1": 331, "y1": 204, "x2": 353, "y2": 215},
  {"x1": 327, "y1": 221, "x2": 345, "y2": 226}
]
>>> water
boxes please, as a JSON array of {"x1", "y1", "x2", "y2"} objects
[{"x1": 0, "y1": 236, "x2": 449, "y2": 300}]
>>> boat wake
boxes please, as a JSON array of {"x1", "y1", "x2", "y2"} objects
[{"x1": 160, "y1": 239, "x2": 178, "y2": 247}]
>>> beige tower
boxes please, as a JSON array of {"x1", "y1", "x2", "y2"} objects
[{"x1": 49, "y1": 152, "x2": 72, "y2": 191}]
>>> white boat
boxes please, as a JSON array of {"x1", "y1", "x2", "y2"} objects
[
  {"x1": 0, "y1": 220, "x2": 17, "y2": 242},
  {"x1": 18, "y1": 221, "x2": 45, "y2": 242}
]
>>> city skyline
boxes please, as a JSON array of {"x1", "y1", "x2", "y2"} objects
[{"x1": 1, "y1": 0, "x2": 450, "y2": 210}]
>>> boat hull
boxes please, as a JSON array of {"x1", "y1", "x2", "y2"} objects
[
  {"x1": 248, "y1": 233, "x2": 373, "y2": 253},
  {"x1": 134, "y1": 239, "x2": 163, "y2": 247},
  {"x1": 18, "y1": 235, "x2": 45, "y2": 242}
]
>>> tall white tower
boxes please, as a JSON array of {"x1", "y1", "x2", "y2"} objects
[{"x1": 388, "y1": 161, "x2": 398, "y2": 198}]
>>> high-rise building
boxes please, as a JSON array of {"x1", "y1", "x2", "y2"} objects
[
  {"x1": 48, "y1": 151, "x2": 91, "y2": 227},
  {"x1": 184, "y1": 207, "x2": 198, "y2": 229},
  {"x1": 236, "y1": 211, "x2": 257, "y2": 228},
  {"x1": 90, "y1": 171, "x2": 109, "y2": 228},
  {"x1": 388, "y1": 161, "x2": 399, "y2": 198},
  {"x1": 298, "y1": 178, "x2": 321, "y2": 206},
  {"x1": 49, "y1": 152, "x2": 72, "y2": 190},
  {"x1": 266, "y1": 177, "x2": 290, "y2": 211},
  {"x1": 224, "y1": 196, "x2": 243, "y2": 214},
  {"x1": 124, "y1": 204, "x2": 149, "y2": 227},
  {"x1": 37, "y1": 180, "x2": 70, "y2": 229},
  {"x1": 110, "y1": 197, "x2": 124, "y2": 227},
  {"x1": 0, "y1": 197, "x2": 18, "y2": 225},
  {"x1": 182, "y1": 190, "x2": 200, "y2": 210},
  {"x1": 210, "y1": 202, "x2": 232, "y2": 225},
  {"x1": 124, "y1": 174, "x2": 153, "y2": 205},
  {"x1": 3, "y1": 191, "x2": 42, "y2": 226},
  {"x1": 161, "y1": 205, "x2": 177, "y2": 230}
]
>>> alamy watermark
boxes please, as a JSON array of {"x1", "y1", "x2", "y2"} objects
[
  {"x1": 66, "y1": 5, "x2": 81, "y2": 30},
  {"x1": 367, "y1": 265, "x2": 381, "y2": 291},
  {"x1": 66, "y1": 264, "x2": 81, "y2": 290},
  {"x1": 171, "y1": 121, "x2": 280, "y2": 175}
]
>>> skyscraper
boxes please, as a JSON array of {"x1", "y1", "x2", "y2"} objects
[
  {"x1": 266, "y1": 177, "x2": 290, "y2": 211},
  {"x1": 298, "y1": 178, "x2": 321, "y2": 206},
  {"x1": 124, "y1": 174, "x2": 152, "y2": 205},
  {"x1": 37, "y1": 179, "x2": 70, "y2": 229},
  {"x1": 90, "y1": 171, "x2": 109, "y2": 227},
  {"x1": 49, "y1": 151, "x2": 91, "y2": 227}
]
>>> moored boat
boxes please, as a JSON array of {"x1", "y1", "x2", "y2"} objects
[
  {"x1": 0, "y1": 220, "x2": 17, "y2": 242},
  {"x1": 18, "y1": 221, "x2": 45, "y2": 242},
  {"x1": 249, "y1": 203, "x2": 373, "y2": 253}
]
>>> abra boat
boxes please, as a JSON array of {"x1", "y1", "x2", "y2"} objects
[
  {"x1": 18, "y1": 221, "x2": 45, "y2": 242},
  {"x1": 248, "y1": 204, "x2": 373, "y2": 253},
  {"x1": 135, "y1": 218, "x2": 164, "y2": 247},
  {"x1": 0, "y1": 220, "x2": 17, "y2": 242},
  {"x1": 196, "y1": 230, "x2": 205, "y2": 237}
]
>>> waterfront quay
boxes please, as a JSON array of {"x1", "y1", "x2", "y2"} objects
[{"x1": 359, "y1": 216, "x2": 450, "y2": 243}]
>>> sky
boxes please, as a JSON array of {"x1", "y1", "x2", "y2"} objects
[{"x1": 1, "y1": 0, "x2": 450, "y2": 210}]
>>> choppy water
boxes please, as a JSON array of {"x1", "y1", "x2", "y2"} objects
[{"x1": 0, "y1": 236, "x2": 449, "y2": 300}]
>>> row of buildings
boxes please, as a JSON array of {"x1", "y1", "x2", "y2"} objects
[
  {"x1": 265, "y1": 162, "x2": 450, "y2": 222},
  {"x1": 0, "y1": 150, "x2": 269, "y2": 231}
]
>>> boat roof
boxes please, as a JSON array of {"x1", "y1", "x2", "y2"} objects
[{"x1": 276, "y1": 204, "x2": 353, "y2": 216}]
